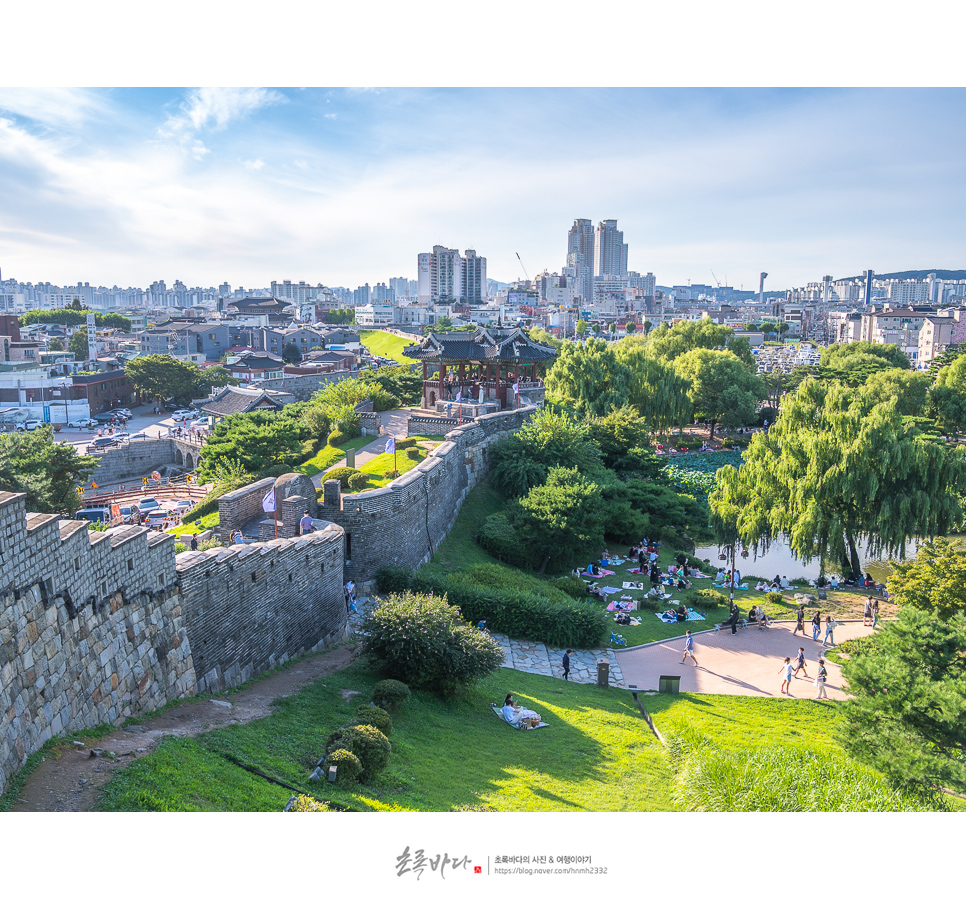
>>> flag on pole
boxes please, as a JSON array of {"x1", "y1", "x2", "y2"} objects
[
  {"x1": 455, "y1": 390, "x2": 462, "y2": 403},
  {"x1": 384, "y1": 437, "x2": 396, "y2": 454},
  {"x1": 513, "y1": 381, "x2": 519, "y2": 395},
  {"x1": 261, "y1": 488, "x2": 276, "y2": 513}
]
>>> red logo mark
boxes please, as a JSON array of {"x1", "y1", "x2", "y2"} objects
[{"x1": 474, "y1": 866, "x2": 482, "y2": 874}]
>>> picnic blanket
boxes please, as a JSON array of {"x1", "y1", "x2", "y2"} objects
[
  {"x1": 613, "y1": 613, "x2": 641, "y2": 626},
  {"x1": 622, "y1": 581, "x2": 646, "y2": 590},
  {"x1": 491, "y1": 704, "x2": 548, "y2": 730},
  {"x1": 599, "y1": 586, "x2": 622, "y2": 595},
  {"x1": 690, "y1": 572, "x2": 712, "y2": 578},
  {"x1": 583, "y1": 568, "x2": 615, "y2": 578},
  {"x1": 607, "y1": 600, "x2": 636, "y2": 612},
  {"x1": 655, "y1": 609, "x2": 706, "y2": 623}
]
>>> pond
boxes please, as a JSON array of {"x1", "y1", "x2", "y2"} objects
[{"x1": 693, "y1": 535, "x2": 965, "y2": 584}]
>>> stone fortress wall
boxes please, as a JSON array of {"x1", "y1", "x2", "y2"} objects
[
  {"x1": 319, "y1": 405, "x2": 537, "y2": 590},
  {"x1": 0, "y1": 487, "x2": 347, "y2": 797}
]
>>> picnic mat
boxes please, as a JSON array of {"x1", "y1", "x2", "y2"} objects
[
  {"x1": 690, "y1": 572, "x2": 712, "y2": 578},
  {"x1": 583, "y1": 568, "x2": 615, "y2": 578},
  {"x1": 606, "y1": 601, "x2": 636, "y2": 612},
  {"x1": 599, "y1": 586, "x2": 622, "y2": 595},
  {"x1": 621, "y1": 581, "x2": 646, "y2": 590},
  {"x1": 491, "y1": 704, "x2": 548, "y2": 729},
  {"x1": 654, "y1": 609, "x2": 706, "y2": 623},
  {"x1": 613, "y1": 613, "x2": 641, "y2": 626}
]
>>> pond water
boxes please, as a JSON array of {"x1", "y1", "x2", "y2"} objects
[{"x1": 693, "y1": 535, "x2": 965, "y2": 584}]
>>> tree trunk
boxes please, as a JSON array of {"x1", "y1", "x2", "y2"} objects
[
  {"x1": 845, "y1": 529, "x2": 861, "y2": 580},
  {"x1": 538, "y1": 554, "x2": 551, "y2": 575},
  {"x1": 709, "y1": 417, "x2": 717, "y2": 440}
]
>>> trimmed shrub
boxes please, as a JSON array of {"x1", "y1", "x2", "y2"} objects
[
  {"x1": 362, "y1": 592, "x2": 505, "y2": 697},
  {"x1": 475, "y1": 513, "x2": 519, "y2": 564},
  {"x1": 324, "y1": 748, "x2": 363, "y2": 784},
  {"x1": 405, "y1": 446, "x2": 421, "y2": 460},
  {"x1": 374, "y1": 567, "x2": 607, "y2": 649},
  {"x1": 348, "y1": 471, "x2": 370, "y2": 491},
  {"x1": 395, "y1": 437, "x2": 417, "y2": 449},
  {"x1": 324, "y1": 724, "x2": 391, "y2": 780},
  {"x1": 692, "y1": 588, "x2": 728, "y2": 609},
  {"x1": 372, "y1": 679, "x2": 411, "y2": 712},
  {"x1": 722, "y1": 438, "x2": 750, "y2": 449},
  {"x1": 257, "y1": 463, "x2": 296, "y2": 480},
  {"x1": 286, "y1": 794, "x2": 331, "y2": 811},
  {"x1": 353, "y1": 704, "x2": 393, "y2": 736},
  {"x1": 552, "y1": 575, "x2": 591, "y2": 600},
  {"x1": 321, "y1": 467, "x2": 354, "y2": 487}
]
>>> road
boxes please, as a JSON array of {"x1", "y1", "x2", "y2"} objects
[{"x1": 53, "y1": 404, "x2": 201, "y2": 455}]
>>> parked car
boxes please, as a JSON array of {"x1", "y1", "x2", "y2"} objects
[
  {"x1": 128, "y1": 432, "x2": 150, "y2": 440},
  {"x1": 89, "y1": 436, "x2": 119, "y2": 451},
  {"x1": 94, "y1": 411, "x2": 121, "y2": 423},
  {"x1": 137, "y1": 497, "x2": 161, "y2": 513},
  {"x1": 163, "y1": 399, "x2": 191, "y2": 410},
  {"x1": 144, "y1": 510, "x2": 171, "y2": 529},
  {"x1": 172, "y1": 409, "x2": 199, "y2": 421},
  {"x1": 117, "y1": 505, "x2": 137, "y2": 524},
  {"x1": 188, "y1": 417, "x2": 211, "y2": 430},
  {"x1": 68, "y1": 418, "x2": 96, "y2": 429},
  {"x1": 112, "y1": 408, "x2": 133, "y2": 419},
  {"x1": 173, "y1": 499, "x2": 194, "y2": 515},
  {"x1": 15, "y1": 419, "x2": 44, "y2": 431},
  {"x1": 76, "y1": 507, "x2": 111, "y2": 524}
]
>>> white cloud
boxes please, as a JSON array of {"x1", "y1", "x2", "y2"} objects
[
  {"x1": 244, "y1": 159, "x2": 265, "y2": 170},
  {"x1": 0, "y1": 88, "x2": 111, "y2": 129},
  {"x1": 323, "y1": 113, "x2": 337, "y2": 119}
]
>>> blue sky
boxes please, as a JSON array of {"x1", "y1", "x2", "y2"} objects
[{"x1": 0, "y1": 87, "x2": 964, "y2": 292}]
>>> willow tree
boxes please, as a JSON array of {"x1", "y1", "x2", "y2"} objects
[
  {"x1": 544, "y1": 337, "x2": 632, "y2": 416},
  {"x1": 613, "y1": 336, "x2": 692, "y2": 434},
  {"x1": 709, "y1": 378, "x2": 966, "y2": 576}
]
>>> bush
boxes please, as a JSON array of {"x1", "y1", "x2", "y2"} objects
[
  {"x1": 324, "y1": 748, "x2": 363, "y2": 784},
  {"x1": 692, "y1": 588, "x2": 728, "y2": 609},
  {"x1": 659, "y1": 525, "x2": 683, "y2": 547},
  {"x1": 353, "y1": 704, "x2": 393, "y2": 736},
  {"x1": 286, "y1": 794, "x2": 332, "y2": 811},
  {"x1": 405, "y1": 446, "x2": 421, "y2": 461},
  {"x1": 361, "y1": 592, "x2": 505, "y2": 697},
  {"x1": 475, "y1": 513, "x2": 519, "y2": 564},
  {"x1": 552, "y1": 575, "x2": 591, "y2": 600},
  {"x1": 321, "y1": 467, "x2": 354, "y2": 487},
  {"x1": 375, "y1": 567, "x2": 606, "y2": 649},
  {"x1": 372, "y1": 679, "x2": 411, "y2": 712},
  {"x1": 327, "y1": 429, "x2": 353, "y2": 447},
  {"x1": 348, "y1": 471, "x2": 370, "y2": 491},
  {"x1": 257, "y1": 463, "x2": 296, "y2": 480},
  {"x1": 395, "y1": 437, "x2": 417, "y2": 449},
  {"x1": 173, "y1": 541, "x2": 188, "y2": 554},
  {"x1": 324, "y1": 724, "x2": 391, "y2": 781},
  {"x1": 675, "y1": 437, "x2": 703, "y2": 450},
  {"x1": 722, "y1": 438, "x2": 750, "y2": 449}
]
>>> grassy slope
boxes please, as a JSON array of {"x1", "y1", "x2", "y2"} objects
[
  {"x1": 360, "y1": 330, "x2": 419, "y2": 365},
  {"x1": 96, "y1": 663, "x2": 676, "y2": 813},
  {"x1": 344, "y1": 446, "x2": 428, "y2": 492},
  {"x1": 299, "y1": 435, "x2": 376, "y2": 477}
]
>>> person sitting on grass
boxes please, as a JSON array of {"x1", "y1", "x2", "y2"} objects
[
  {"x1": 675, "y1": 604, "x2": 688, "y2": 623},
  {"x1": 675, "y1": 574, "x2": 690, "y2": 591},
  {"x1": 502, "y1": 694, "x2": 541, "y2": 727}
]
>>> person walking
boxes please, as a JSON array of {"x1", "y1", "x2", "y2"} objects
[
  {"x1": 792, "y1": 646, "x2": 809, "y2": 679},
  {"x1": 815, "y1": 658, "x2": 829, "y2": 700},
  {"x1": 871, "y1": 598, "x2": 879, "y2": 628},
  {"x1": 863, "y1": 595, "x2": 873, "y2": 626},
  {"x1": 299, "y1": 511, "x2": 315, "y2": 535},
  {"x1": 189, "y1": 533, "x2": 198, "y2": 551},
  {"x1": 823, "y1": 616, "x2": 838, "y2": 647},
  {"x1": 779, "y1": 656, "x2": 793, "y2": 695},
  {"x1": 681, "y1": 630, "x2": 699, "y2": 667},
  {"x1": 793, "y1": 604, "x2": 806, "y2": 637},
  {"x1": 562, "y1": 649, "x2": 572, "y2": 681},
  {"x1": 811, "y1": 609, "x2": 822, "y2": 642}
]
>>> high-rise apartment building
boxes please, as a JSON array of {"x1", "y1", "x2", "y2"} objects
[
  {"x1": 594, "y1": 219, "x2": 628, "y2": 278},
  {"x1": 567, "y1": 219, "x2": 595, "y2": 303},
  {"x1": 417, "y1": 246, "x2": 486, "y2": 305}
]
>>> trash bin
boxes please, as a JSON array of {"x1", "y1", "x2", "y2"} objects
[
  {"x1": 659, "y1": 675, "x2": 681, "y2": 694},
  {"x1": 346, "y1": 448, "x2": 356, "y2": 469},
  {"x1": 596, "y1": 658, "x2": 610, "y2": 687}
]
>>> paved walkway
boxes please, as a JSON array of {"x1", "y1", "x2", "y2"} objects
[
  {"x1": 310, "y1": 410, "x2": 414, "y2": 487},
  {"x1": 348, "y1": 599, "x2": 627, "y2": 687},
  {"x1": 616, "y1": 620, "x2": 872, "y2": 699}
]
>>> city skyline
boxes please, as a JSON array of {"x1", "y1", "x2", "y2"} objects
[{"x1": 1, "y1": 88, "x2": 965, "y2": 292}]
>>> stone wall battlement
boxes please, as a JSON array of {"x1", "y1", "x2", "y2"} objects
[{"x1": 0, "y1": 491, "x2": 177, "y2": 618}]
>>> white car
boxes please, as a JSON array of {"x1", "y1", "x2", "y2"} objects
[
  {"x1": 112, "y1": 408, "x2": 133, "y2": 419},
  {"x1": 68, "y1": 418, "x2": 96, "y2": 429},
  {"x1": 172, "y1": 409, "x2": 199, "y2": 421},
  {"x1": 15, "y1": 419, "x2": 44, "y2": 431}
]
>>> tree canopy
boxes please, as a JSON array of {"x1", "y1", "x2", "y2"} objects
[
  {"x1": 0, "y1": 427, "x2": 100, "y2": 515},
  {"x1": 197, "y1": 410, "x2": 308, "y2": 480},
  {"x1": 68, "y1": 331, "x2": 89, "y2": 361},
  {"x1": 20, "y1": 308, "x2": 132, "y2": 332},
  {"x1": 125, "y1": 354, "x2": 202, "y2": 403},
  {"x1": 858, "y1": 368, "x2": 931, "y2": 417},
  {"x1": 645, "y1": 318, "x2": 755, "y2": 368},
  {"x1": 841, "y1": 606, "x2": 966, "y2": 796},
  {"x1": 887, "y1": 538, "x2": 966, "y2": 622},
  {"x1": 544, "y1": 338, "x2": 632, "y2": 416},
  {"x1": 612, "y1": 336, "x2": 692, "y2": 433},
  {"x1": 673, "y1": 348, "x2": 766, "y2": 440},
  {"x1": 820, "y1": 341, "x2": 911, "y2": 371},
  {"x1": 710, "y1": 378, "x2": 966, "y2": 575}
]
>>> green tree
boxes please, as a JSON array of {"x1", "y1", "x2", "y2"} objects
[
  {"x1": 282, "y1": 342, "x2": 303, "y2": 365},
  {"x1": 645, "y1": 317, "x2": 754, "y2": 368},
  {"x1": 544, "y1": 338, "x2": 632, "y2": 416},
  {"x1": 625, "y1": 320, "x2": 637, "y2": 335},
  {"x1": 608, "y1": 322, "x2": 617, "y2": 340},
  {"x1": 821, "y1": 341, "x2": 911, "y2": 371},
  {"x1": 197, "y1": 364, "x2": 234, "y2": 395},
  {"x1": 47, "y1": 338, "x2": 63, "y2": 351},
  {"x1": 68, "y1": 330, "x2": 89, "y2": 361},
  {"x1": 673, "y1": 348, "x2": 765, "y2": 440},
  {"x1": 512, "y1": 466, "x2": 605, "y2": 572},
  {"x1": 759, "y1": 322, "x2": 776, "y2": 339},
  {"x1": 710, "y1": 378, "x2": 966, "y2": 576},
  {"x1": 859, "y1": 368, "x2": 930, "y2": 417},
  {"x1": 887, "y1": 538, "x2": 966, "y2": 622},
  {"x1": 197, "y1": 411, "x2": 307, "y2": 479},
  {"x1": 327, "y1": 307, "x2": 355, "y2": 324},
  {"x1": 0, "y1": 428, "x2": 100, "y2": 515},
  {"x1": 929, "y1": 353, "x2": 966, "y2": 435},
  {"x1": 575, "y1": 319, "x2": 589, "y2": 338},
  {"x1": 613, "y1": 336, "x2": 693, "y2": 433},
  {"x1": 776, "y1": 321, "x2": 789, "y2": 341},
  {"x1": 126, "y1": 354, "x2": 200, "y2": 403},
  {"x1": 841, "y1": 606, "x2": 966, "y2": 796},
  {"x1": 643, "y1": 320, "x2": 652, "y2": 334}
]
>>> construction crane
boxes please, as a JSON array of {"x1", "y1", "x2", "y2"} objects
[
  {"x1": 515, "y1": 252, "x2": 530, "y2": 285},
  {"x1": 710, "y1": 269, "x2": 721, "y2": 289}
]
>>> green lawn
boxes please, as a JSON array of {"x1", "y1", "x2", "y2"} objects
[
  {"x1": 168, "y1": 510, "x2": 219, "y2": 537},
  {"x1": 343, "y1": 446, "x2": 428, "y2": 492},
  {"x1": 299, "y1": 435, "x2": 376, "y2": 477},
  {"x1": 96, "y1": 662, "x2": 676, "y2": 812},
  {"x1": 422, "y1": 478, "x2": 509, "y2": 573},
  {"x1": 360, "y1": 330, "x2": 419, "y2": 365}
]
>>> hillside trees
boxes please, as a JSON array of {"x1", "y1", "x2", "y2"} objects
[
  {"x1": 612, "y1": 336, "x2": 693, "y2": 433},
  {"x1": 196, "y1": 410, "x2": 308, "y2": 480},
  {"x1": 709, "y1": 378, "x2": 966, "y2": 576},
  {"x1": 645, "y1": 318, "x2": 755, "y2": 367}
]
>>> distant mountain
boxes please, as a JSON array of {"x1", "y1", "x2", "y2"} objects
[{"x1": 835, "y1": 269, "x2": 966, "y2": 283}]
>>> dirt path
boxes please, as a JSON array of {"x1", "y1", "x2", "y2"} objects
[{"x1": 9, "y1": 644, "x2": 357, "y2": 813}]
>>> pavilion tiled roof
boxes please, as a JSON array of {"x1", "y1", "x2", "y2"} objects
[
  {"x1": 402, "y1": 327, "x2": 557, "y2": 364},
  {"x1": 200, "y1": 385, "x2": 284, "y2": 418}
]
